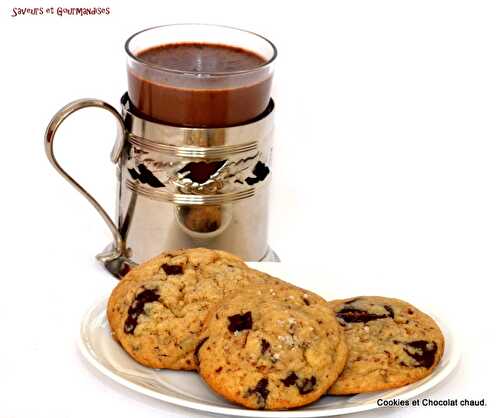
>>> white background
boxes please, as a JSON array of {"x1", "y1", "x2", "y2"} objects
[{"x1": 1, "y1": 0, "x2": 498, "y2": 416}]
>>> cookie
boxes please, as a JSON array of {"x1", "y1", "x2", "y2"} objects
[
  {"x1": 197, "y1": 285, "x2": 348, "y2": 410},
  {"x1": 107, "y1": 248, "x2": 284, "y2": 370},
  {"x1": 328, "y1": 296, "x2": 445, "y2": 395}
]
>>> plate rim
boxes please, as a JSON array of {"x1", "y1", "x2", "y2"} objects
[{"x1": 79, "y1": 291, "x2": 460, "y2": 417}]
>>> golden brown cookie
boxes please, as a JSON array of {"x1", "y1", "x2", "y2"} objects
[
  {"x1": 329, "y1": 296, "x2": 445, "y2": 395},
  {"x1": 197, "y1": 285, "x2": 348, "y2": 410},
  {"x1": 107, "y1": 248, "x2": 284, "y2": 370}
]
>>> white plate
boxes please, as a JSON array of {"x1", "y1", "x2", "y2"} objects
[{"x1": 78, "y1": 263, "x2": 460, "y2": 417}]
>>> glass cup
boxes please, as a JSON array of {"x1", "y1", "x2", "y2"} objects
[{"x1": 125, "y1": 23, "x2": 277, "y2": 128}]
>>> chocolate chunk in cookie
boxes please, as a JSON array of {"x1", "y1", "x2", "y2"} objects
[
  {"x1": 336, "y1": 304, "x2": 394, "y2": 324},
  {"x1": 161, "y1": 264, "x2": 183, "y2": 275},
  {"x1": 228, "y1": 311, "x2": 253, "y2": 333},
  {"x1": 281, "y1": 372, "x2": 298, "y2": 387},
  {"x1": 261, "y1": 338, "x2": 271, "y2": 354},
  {"x1": 248, "y1": 378, "x2": 270, "y2": 409},
  {"x1": 297, "y1": 376, "x2": 317, "y2": 395},
  {"x1": 193, "y1": 336, "x2": 209, "y2": 366},
  {"x1": 124, "y1": 288, "x2": 159, "y2": 334},
  {"x1": 402, "y1": 340, "x2": 437, "y2": 369}
]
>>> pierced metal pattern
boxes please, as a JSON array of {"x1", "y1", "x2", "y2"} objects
[
  {"x1": 125, "y1": 147, "x2": 271, "y2": 202},
  {"x1": 122, "y1": 96, "x2": 274, "y2": 204}
]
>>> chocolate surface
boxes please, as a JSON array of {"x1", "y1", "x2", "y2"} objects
[{"x1": 128, "y1": 42, "x2": 272, "y2": 127}]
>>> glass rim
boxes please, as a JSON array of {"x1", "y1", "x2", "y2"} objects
[{"x1": 124, "y1": 23, "x2": 277, "y2": 77}]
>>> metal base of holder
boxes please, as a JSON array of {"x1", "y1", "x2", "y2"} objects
[{"x1": 260, "y1": 246, "x2": 280, "y2": 263}]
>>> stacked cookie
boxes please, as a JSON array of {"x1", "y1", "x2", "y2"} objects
[
  {"x1": 107, "y1": 248, "x2": 444, "y2": 410},
  {"x1": 196, "y1": 285, "x2": 348, "y2": 409}
]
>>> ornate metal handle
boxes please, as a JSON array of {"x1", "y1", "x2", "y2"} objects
[{"x1": 44, "y1": 99, "x2": 126, "y2": 266}]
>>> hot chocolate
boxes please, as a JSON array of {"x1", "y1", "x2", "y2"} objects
[{"x1": 128, "y1": 43, "x2": 272, "y2": 127}]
